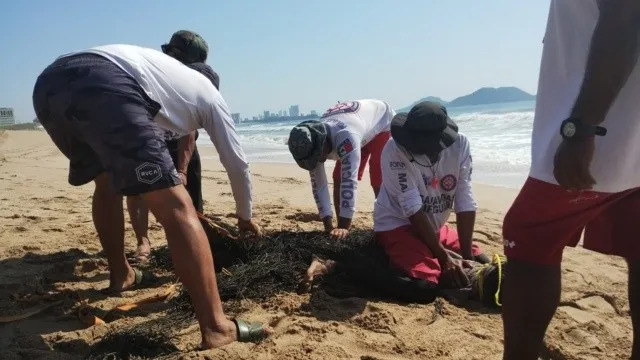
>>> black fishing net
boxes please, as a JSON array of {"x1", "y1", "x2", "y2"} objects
[{"x1": 150, "y1": 215, "x2": 443, "y2": 317}]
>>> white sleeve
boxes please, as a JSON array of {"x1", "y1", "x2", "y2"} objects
[
  {"x1": 310, "y1": 163, "x2": 332, "y2": 218},
  {"x1": 380, "y1": 143, "x2": 422, "y2": 218},
  {"x1": 454, "y1": 137, "x2": 477, "y2": 213},
  {"x1": 335, "y1": 132, "x2": 361, "y2": 219},
  {"x1": 202, "y1": 98, "x2": 253, "y2": 220}
]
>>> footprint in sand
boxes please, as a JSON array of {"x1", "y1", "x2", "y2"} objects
[{"x1": 285, "y1": 212, "x2": 319, "y2": 223}]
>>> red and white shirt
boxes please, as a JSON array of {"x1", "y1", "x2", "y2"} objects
[
  {"x1": 374, "y1": 134, "x2": 476, "y2": 232},
  {"x1": 530, "y1": 0, "x2": 640, "y2": 193},
  {"x1": 310, "y1": 99, "x2": 395, "y2": 219}
]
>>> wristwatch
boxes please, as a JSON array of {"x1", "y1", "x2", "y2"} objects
[{"x1": 560, "y1": 118, "x2": 607, "y2": 141}]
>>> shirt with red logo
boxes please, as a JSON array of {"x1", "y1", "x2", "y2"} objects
[
  {"x1": 310, "y1": 99, "x2": 395, "y2": 219},
  {"x1": 373, "y1": 134, "x2": 476, "y2": 232}
]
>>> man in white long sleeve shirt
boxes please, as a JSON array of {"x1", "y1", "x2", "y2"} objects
[
  {"x1": 288, "y1": 99, "x2": 394, "y2": 240},
  {"x1": 32, "y1": 44, "x2": 265, "y2": 348},
  {"x1": 374, "y1": 102, "x2": 489, "y2": 289}
]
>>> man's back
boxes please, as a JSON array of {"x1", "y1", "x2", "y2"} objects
[
  {"x1": 66, "y1": 44, "x2": 220, "y2": 136},
  {"x1": 321, "y1": 99, "x2": 393, "y2": 146},
  {"x1": 530, "y1": 0, "x2": 640, "y2": 192}
]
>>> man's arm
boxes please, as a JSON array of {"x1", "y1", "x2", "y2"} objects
[
  {"x1": 310, "y1": 164, "x2": 333, "y2": 231},
  {"x1": 203, "y1": 98, "x2": 262, "y2": 236},
  {"x1": 454, "y1": 137, "x2": 477, "y2": 259},
  {"x1": 410, "y1": 211, "x2": 469, "y2": 288},
  {"x1": 455, "y1": 211, "x2": 475, "y2": 260},
  {"x1": 335, "y1": 134, "x2": 361, "y2": 230},
  {"x1": 571, "y1": 1, "x2": 640, "y2": 126},
  {"x1": 554, "y1": 1, "x2": 640, "y2": 190},
  {"x1": 176, "y1": 131, "x2": 197, "y2": 182}
]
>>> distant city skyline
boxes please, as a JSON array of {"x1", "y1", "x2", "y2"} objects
[{"x1": 1, "y1": 1, "x2": 550, "y2": 123}]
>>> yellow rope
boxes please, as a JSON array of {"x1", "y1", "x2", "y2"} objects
[
  {"x1": 493, "y1": 254, "x2": 504, "y2": 307},
  {"x1": 476, "y1": 254, "x2": 506, "y2": 307}
]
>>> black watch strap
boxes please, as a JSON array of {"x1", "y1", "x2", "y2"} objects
[{"x1": 561, "y1": 118, "x2": 607, "y2": 140}]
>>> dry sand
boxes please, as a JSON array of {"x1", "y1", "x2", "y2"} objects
[{"x1": 0, "y1": 130, "x2": 633, "y2": 359}]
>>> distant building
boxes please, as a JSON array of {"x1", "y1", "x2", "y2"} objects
[
  {"x1": 231, "y1": 113, "x2": 241, "y2": 124},
  {"x1": 310, "y1": 110, "x2": 318, "y2": 116},
  {"x1": 289, "y1": 105, "x2": 300, "y2": 117},
  {"x1": 0, "y1": 107, "x2": 15, "y2": 127},
  {"x1": 263, "y1": 111, "x2": 270, "y2": 119},
  {"x1": 253, "y1": 116, "x2": 258, "y2": 121}
]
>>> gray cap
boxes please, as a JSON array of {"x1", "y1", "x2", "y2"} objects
[{"x1": 288, "y1": 121, "x2": 328, "y2": 170}]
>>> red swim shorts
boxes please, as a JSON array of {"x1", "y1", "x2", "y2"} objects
[
  {"x1": 503, "y1": 177, "x2": 640, "y2": 265},
  {"x1": 376, "y1": 224, "x2": 483, "y2": 284},
  {"x1": 333, "y1": 131, "x2": 390, "y2": 189}
]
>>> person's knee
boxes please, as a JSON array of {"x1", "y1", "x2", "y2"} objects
[{"x1": 142, "y1": 185, "x2": 194, "y2": 223}]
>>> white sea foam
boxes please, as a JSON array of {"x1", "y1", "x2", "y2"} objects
[{"x1": 198, "y1": 101, "x2": 536, "y2": 188}]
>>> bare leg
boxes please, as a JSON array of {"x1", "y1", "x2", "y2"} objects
[
  {"x1": 502, "y1": 259, "x2": 561, "y2": 360},
  {"x1": 629, "y1": 261, "x2": 640, "y2": 359},
  {"x1": 93, "y1": 173, "x2": 135, "y2": 291},
  {"x1": 142, "y1": 184, "x2": 237, "y2": 348},
  {"x1": 126, "y1": 195, "x2": 151, "y2": 261}
]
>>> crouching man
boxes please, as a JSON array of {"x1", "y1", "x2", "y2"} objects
[{"x1": 374, "y1": 102, "x2": 490, "y2": 289}]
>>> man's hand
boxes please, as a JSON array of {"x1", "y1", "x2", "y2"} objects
[
  {"x1": 329, "y1": 228, "x2": 349, "y2": 241},
  {"x1": 178, "y1": 171, "x2": 188, "y2": 186},
  {"x1": 439, "y1": 255, "x2": 470, "y2": 289},
  {"x1": 238, "y1": 218, "x2": 263, "y2": 239},
  {"x1": 553, "y1": 137, "x2": 596, "y2": 191}
]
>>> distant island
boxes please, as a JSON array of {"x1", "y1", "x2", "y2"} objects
[{"x1": 398, "y1": 87, "x2": 535, "y2": 112}]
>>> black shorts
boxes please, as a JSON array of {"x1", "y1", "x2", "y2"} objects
[
  {"x1": 32, "y1": 54, "x2": 181, "y2": 195},
  {"x1": 166, "y1": 138, "x2": 203, "y2": 212}
]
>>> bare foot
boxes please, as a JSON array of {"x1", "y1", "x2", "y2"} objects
[
  {"x1": 201, "y1": 319, "x2": 237, "y2": 349},
  {"x1": 200, "y1": 319, "x2": 272, "y2": 349},
  {"x1": 133, "y1": 237, "x2": 151, "y2": 263},
  {"x1": 104, "y1": 266, "x2": 136, "y2": 294},
  {"x1": 298, "y1": 257, "x2": 336, "y2": 293}
]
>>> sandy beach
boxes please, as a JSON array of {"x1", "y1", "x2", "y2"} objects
[{"x1": 0, "y1": 130, "x2": 633, "y2": 359}]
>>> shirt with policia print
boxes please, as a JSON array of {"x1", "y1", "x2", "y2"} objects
[{"x1": 309, "y1": 99, "x2": 395, "y2": 219}]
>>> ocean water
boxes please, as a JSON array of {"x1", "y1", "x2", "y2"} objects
[{"x1": 198, "y1": 100, "x2": 535, "y2": 189}]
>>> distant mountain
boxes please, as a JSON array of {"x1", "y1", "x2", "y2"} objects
[
  {"x1": 448, "y1": 87, "x2": 535, "y2": 107},
  {"x1": 398, "y1": 87, "x2": 535, "y2": 112},
  {"x1": 396, "y1": 96, "x2": 448, "y2": 113}
]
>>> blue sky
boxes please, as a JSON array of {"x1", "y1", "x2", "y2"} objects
[{"x1": 1, "y1": 1, "x2": 549, "y2": 122}]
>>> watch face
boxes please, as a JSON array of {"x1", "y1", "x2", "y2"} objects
[{"x1": 562, "y1": 122, "x2": 577, "y2": 138}]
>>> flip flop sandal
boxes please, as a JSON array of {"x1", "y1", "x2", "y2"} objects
[
  {"x1": 233, "y1": 319, "x2": 268, "y2": 343},
  {"x1": 101, "y1": 268, "x2": 157, "y2": 296}
]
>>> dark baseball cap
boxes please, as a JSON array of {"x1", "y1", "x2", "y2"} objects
[{"x1": 161, "y1": 30, "x2": 209, "y2": 64}]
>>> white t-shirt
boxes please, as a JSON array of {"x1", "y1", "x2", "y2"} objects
[
  {"x1": 63, "y1": 44, "x2": 253, "y2": 219},
  {"x1": 309, "y1": 99, "x2": 395, "y2": 219},
  {"x1": 373, "y1": 134, "x2": 476, "y2": 232},
  {"x1": 530, "y1": 1, "x2": 640, "y2": 193}
]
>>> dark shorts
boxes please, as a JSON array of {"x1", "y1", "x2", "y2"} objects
[
  {"x1": 165, "y1": 138, "x2": 203, "y2": 212},
  {"x1": 32, "y1": 54, "x2": 181, "y2": 195}
]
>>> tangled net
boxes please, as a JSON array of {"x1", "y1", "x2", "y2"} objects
[{"x1": 150, "y1": 215, "x2": 442, "y2": 317}]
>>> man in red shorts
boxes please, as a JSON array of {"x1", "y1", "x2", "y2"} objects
[
  {"x1": 502, "y1": 1, "x2": 640, "y2": 359},
  {"x1": 374, "y1": 101, "x2": 489, "y2": 289},
  {"x1": 288, "y1": 99, "x2": 394, "y2": 240}
]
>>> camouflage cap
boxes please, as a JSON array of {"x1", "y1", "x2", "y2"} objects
[{"x1": 161, "y1": 30, "x2": 209, "y2": 64}]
